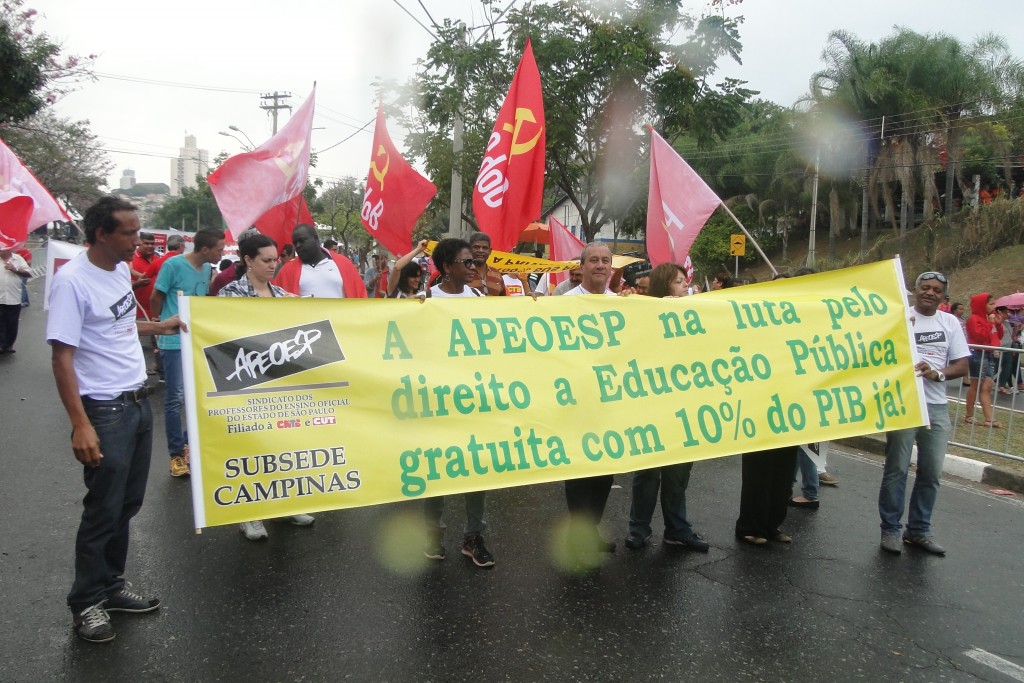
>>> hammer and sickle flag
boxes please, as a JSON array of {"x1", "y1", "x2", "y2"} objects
[
  {"x1": 472, "y1": 37, "x2": 546, "y2": 253},
  {"x1": 361, "y1": 105, "x2": 438, "y2": 256},
  {"x1": 209, "y1": 87, "x2": 316, "y2": 239}
]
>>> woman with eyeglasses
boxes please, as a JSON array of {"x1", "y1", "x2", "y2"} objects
[
  {"x1": 422, "y1": 238, "x2": 492, "y2": 568},
  {"x1": 624, "y1": 263, "x2": 709, "y2": 552},
  {"x1": 218, "y1": 233, "x2": 315, "y2": 541},
  {"x1": 428, "y1": 238, "x2": 483, "y2": 299}
]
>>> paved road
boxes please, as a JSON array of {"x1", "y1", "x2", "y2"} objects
[{"x1": 2, "y1": 276, "x2": 1023, "y2": 682}]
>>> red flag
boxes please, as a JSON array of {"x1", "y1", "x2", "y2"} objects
[
  {"x1": 646, "y1": 128, "x2": 721, "y2": 267},
  {"x1": 208, "y1": 87, "x2": 316, "y2": 238},
  {"x1": 361, "y1": 106, "x2": 437, "y2": 255},
  {"x1": 548, "y1": 216, "x2": 585, "y2": 287},
  {"x1": 0, "y1": 136, "x2": 70, "y2": 248},
  {"x1": 253, "y1": 195, "x2": 314, "y2": 249},
  {"x1": 473, "y1": 38, "x2": 545, "y2": 252}
]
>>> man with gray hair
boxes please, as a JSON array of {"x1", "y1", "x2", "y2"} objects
[
  {"x1": 559, "y1": 242, "x2": 617, "y2": 566},
  {"x1": 878, "y1": 271, "x2": 969, "y2": 556}
]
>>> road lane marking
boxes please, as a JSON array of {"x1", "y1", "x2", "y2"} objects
[{"x1": 965, "y1": 648, "x2": 1024, "y2": 681}]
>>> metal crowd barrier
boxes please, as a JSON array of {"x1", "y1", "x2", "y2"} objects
[{"x1": 947, "y1": 343, "x2": 1023, "y2": 463}]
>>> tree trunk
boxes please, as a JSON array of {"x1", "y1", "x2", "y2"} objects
[
  {"x1": 860, "y1": 170, "x2": 869, "y2": 253},
  {"x1": 944, "y1": 125, "x2": 959, "y2": 217},
  {"x1": 828, "y1": 184, "x2": 840, "y2": 260}
]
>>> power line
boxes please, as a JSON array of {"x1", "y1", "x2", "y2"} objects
[
  {"x1": 94, "y1": 72, "x2": 261, "y2": 94},
  {"x1": 390, "y1": 0, "x2": 438, "y2": 40},
  {"x1": 318, "y1": 117, "x2": 377, "y2": 153}
]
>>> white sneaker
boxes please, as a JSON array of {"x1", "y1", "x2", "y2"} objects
[
  {"x1": 288, "y1": 514, "x2": 315, "y2": 527},
  {"x1": 239, "y1": 520, "x2": 268, "y2": 541}
]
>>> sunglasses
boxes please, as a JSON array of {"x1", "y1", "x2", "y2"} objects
[
  {"x1": 918, "y1": 271, "x2": 948, "y2": 285},
  {"x1": 456, "y1": 258, "x2": 484, "y2": 268}
]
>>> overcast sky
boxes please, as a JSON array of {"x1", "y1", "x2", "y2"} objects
[{"x1": 23, "y1": 0, "x2": 1024, "y2": 191}]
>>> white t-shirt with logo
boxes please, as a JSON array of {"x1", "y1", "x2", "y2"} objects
[
  {"x1": 46, "y1": 254, "x2": 146, "y2": 399},
  {"x1": 910, "y1": 308, "x2": 969, "y2": 405},
  {"x1": 502, "y1": 274, "x2": 527, "y2": 297},
  {"x1": 300, "y1": 257, "x2": 345, "y2": 298}
]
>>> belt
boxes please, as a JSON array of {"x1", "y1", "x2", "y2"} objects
[{"x1": 83, "y1": 386, "x2": 154, "y2": 403}]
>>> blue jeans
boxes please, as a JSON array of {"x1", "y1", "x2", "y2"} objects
[
  {"x1": 628, "y1": 463, "x2": 696, "y2": 541},
  {"x1": 878, "y1": 403, "x2": 950, "y2": 537},
  {"x1": 161, "y1": 348, "x2": 187, "y2": 455},
  {"x1": 424, "y1": 492, "x2": 487, "y2": 537},
  {"x1": 796, "y1": 450, "x2": 819, "y2": 501},
  {"x1": 68, "y1": 395, "x2": 153, "y2": 612}
]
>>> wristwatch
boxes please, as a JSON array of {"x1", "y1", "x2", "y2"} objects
[{"x1": 934, "y1": 370, "x2": 946, "y2": 382}]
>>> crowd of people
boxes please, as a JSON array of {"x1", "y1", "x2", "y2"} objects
[{"x1": 44, "y1": 196, "x2": 984, "y2": 644}]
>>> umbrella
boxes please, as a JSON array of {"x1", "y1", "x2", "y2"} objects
[
  {"x1": 994, "y1": 292, "x2": 1024, "y2": 309},
  {"x1": 518, "y1": 222, "x2": 550, "y2": 244}
]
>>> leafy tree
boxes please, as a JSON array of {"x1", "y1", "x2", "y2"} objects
[
  {"x1": 151, "y1": 177, "x2": 222, "y2": 231},
  {"x1": 808, "y1": 27, "x2": 1024, "y2": 234},
  {"x1": 0, "y1": 0, "x2": 96, "y2": 124},
  {"x1": 314, "y1": 176, "x2": 370, "y2": 255},
  {"x1": 3, "y1": 110, "x2": 110, "y2": 212},
  {"x1": 392, "y1": 0, "x2": 752, "y2": 241}
]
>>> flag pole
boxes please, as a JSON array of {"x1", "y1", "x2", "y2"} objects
[{"x1": 717, "y1": 202, "x2": 778, "y2": 277}]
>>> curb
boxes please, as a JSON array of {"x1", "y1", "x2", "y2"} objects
[{"x1": 836, "y1": 435, "x2": 1024, "y2": 495}]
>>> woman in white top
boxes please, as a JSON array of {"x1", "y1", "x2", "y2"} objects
[
  {"x1": 423, "y1": 237, "x2": 492, "y2": 567},
  {"x1": 428, "y1": 238, "x2": 482, "y2": 299},
  {"x1": 218, "y1": 233, "x2": 315, "y2": 541}
]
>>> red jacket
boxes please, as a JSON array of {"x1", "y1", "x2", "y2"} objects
[
  {"x1": 273, "y1": 249, "x2": 367, "y2": 298},
  {"x1": 966, "y1": 293, "x2": 1000, "y2": 347}
]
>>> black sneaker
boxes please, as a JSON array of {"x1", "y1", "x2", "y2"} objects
[
  {"x1": 462, "y1": 533, "x2": 495, "y2": 568},
  {"x1": 423, "y1": 530, "x2": 445, "y2": 560},
  {"x1": 73, "y1": 603, "x2": 115, "y2": 643},
  {"x1": 105, "y1": 585, "x2": 161, "y2": 613},
  {"x1": 624, "y1": 532, "x2": 650, "y2": 550},
  {"x1": 664, "y1": 533, "x2": 710, "y2": 552}
]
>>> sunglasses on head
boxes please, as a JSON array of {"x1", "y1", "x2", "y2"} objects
[
  {"x1": 456, "y1": 258, "x2": 484, "y2": 268},
  {"x1": 918, "y1": 271, "x2": 947, "y2": 285}
]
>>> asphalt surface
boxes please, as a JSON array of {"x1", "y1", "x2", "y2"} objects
[{"x1": 3, "y1": 274, "x2": 1024, "y2": 682}]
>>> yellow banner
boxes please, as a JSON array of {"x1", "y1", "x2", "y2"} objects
[
  {"x1": 180, "y1": 259, "x2": 925, "y2": 529},
  {"x1": 422, "y1": 241, "x2": 643, "y2": 274}
]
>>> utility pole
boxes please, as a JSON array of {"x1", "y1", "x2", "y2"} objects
[
  {"x1": 448, "y1": 23, "x2": 467, "y2": 238},
  {"x1": 260, "y1": 92, "x2": 292, "y2": 134},
  {"x1": 807, "y1": 145, "x2": 820, "y2": 269}
]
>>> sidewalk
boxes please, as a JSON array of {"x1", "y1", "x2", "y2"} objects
[{"x1": 839, "y1": 433, "x2": 1024, "y2": 494}]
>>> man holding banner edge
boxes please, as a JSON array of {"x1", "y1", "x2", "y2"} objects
[{"x1": 878, "y1": 271, "x2": 968, "y2": 555}]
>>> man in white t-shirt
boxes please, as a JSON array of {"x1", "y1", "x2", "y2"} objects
[
  {"x1": 878, "y1": 271, "x2": 969, "y2": 556},
  {"x1": 47, "y1": 196, "x2": 183, "y2": 643},
  {"x1": 560, "y1": 242, "x2": 617, "y2": 566}
]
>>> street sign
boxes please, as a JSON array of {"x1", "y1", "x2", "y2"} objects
[{"x1": 730, "y1": 234, "x2": 746, "y2": 256}]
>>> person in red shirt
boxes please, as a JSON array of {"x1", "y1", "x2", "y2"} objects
[
  {"x1": 964, "y1": 292, "x2": 1002, "y2": 427},
  {"x1": 140, "y1": 235, "x2": 184, "y2": 378},
  {"x1": 131, "y1": 232, "x2": 157, "y2": 319}
]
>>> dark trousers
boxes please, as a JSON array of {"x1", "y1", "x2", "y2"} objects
[
  {"x1": 68, "y1": 396, "x2": 153, "y2": 612},
  {"x1": 565, "y1": 475, "x2": 614, "y2": 525},
  {"x1": 629, "y1": 463, "x2": 695, "y2": 541},
  {"x1": 735, "y1": 446, "x2": 798, "y2": 539},
  {"x1": 0, "y1": 303, "x2": 20, "y2": 349},
  {"x1": 998, "y1": 346, "x2": 1020, "y2": 388}
]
